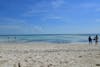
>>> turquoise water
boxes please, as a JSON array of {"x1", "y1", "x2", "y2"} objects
[{"x1": 0, "y1": 34, "x2": 99, "y2": 44}]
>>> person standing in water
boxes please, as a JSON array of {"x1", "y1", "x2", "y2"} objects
[
  {"x1": 94, "y1": 35, "x2": 99, "y2": 45},
  {"x1": 88, "y1": 36, "x2": 92, "y2": 45},
  {"x1": 8, "y1": 36, "x2": 10, "y2": 42},
  {"x1": 14, "y1": 36, "x2": 16, "y2": 42}
]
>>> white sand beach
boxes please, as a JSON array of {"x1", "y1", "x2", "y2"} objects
[{"x1": 0, "y1": 43, "x2": 100, "y2": 67}]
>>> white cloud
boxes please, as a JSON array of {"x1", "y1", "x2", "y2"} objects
[
  {"x1": 79, "y1": 3, "x2": 100, "y2": 12},
  {"x1": 0, "y1": 24, "x2": 25, "y2": 34},
  {"x1": 22, "y1": 0, "x2": 66, "y2": 17},
  {"x1": 0, "y1": 18, "x2": 26, "y2": 32},
  {"x1": 69, "y1": 3, "x2": 100, "y2": 12},
  {"x1": 0, "y1": 24, "x2": 43, "y2": 34},
  {"x1": 0, "y1": 17, "x2": 44, "y2": 34},
  {"x1": 96, "y1": 19, "x2": 100, "y2": 22},
  {"x1": 96, "y1": 8, "x2": 100, "y2": 11},
  {"x1": 22, "y1": 1, "x2": 49, "y2": 17},
  {"x1": 19, "y1": 25, "x2": 44, "y2": 34},
  {"x1": 42, "y1": 15, "x2": 63, "y2": 21},
  {"x1": 80, "y1": 3, "x2": 98, "y2": 8},
  {"x1": 47, "y1": 15, "x2": 62, "y2": 19},
  {"x1": 0, "y1": 25, "x2": 21, "y2": 29},
  {"x1": 51, "y1": 0, "x2": 65, "y2": 8},
  {"x1": 0, "y1": 18, "x2": 26, "y2": 25},
  {"x1": 32, "y1": 26, "x2": 43, "y2": 33},
  {"x1": 23, "y1": 9, "x2": 48, "y2": 17}
]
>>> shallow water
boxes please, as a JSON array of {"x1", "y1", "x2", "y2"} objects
[{"x1": 0, "y1": 34, "x2": 99, "y2": 44}]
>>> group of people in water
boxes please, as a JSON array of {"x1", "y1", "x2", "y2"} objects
[{"x1": 88, "y1": 35, "x2": 99, "y2": 45}]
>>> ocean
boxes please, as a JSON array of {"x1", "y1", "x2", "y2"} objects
[{"x1": 0, "y1": 34, "x2": 99, "y2": 44}]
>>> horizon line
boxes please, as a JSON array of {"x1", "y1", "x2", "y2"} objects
[{"x1": 0, "y1": 33, "x2": 99, "y2": 36}]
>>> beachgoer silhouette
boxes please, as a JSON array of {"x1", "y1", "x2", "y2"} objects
[
  {"x1": 14, "y1": 37, "x2": 16, "y2": 40},
  {"x1": 88, "y1": 36, "x2": 92, "y2": 44},
  {"x1": 94, "y1": 35, "x2": 99, "y2": 45},
  {"x1": 8, "y1": 36, "x2": 10, "y2": 42},
  {"x1": 14, "y1": 37, "x2": 16, "y2": 42}
]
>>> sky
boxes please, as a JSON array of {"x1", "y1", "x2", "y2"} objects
[{"x1": 0, "y1": 0, "x2": 100, "y2": 34}]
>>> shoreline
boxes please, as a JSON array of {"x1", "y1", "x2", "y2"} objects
[{"x1": 0, "y1": 41, "x2": 89, "y2": 45}]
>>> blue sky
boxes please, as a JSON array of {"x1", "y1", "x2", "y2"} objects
[{"x1": 0, "y1": 0, "x2": 100, "y2": 34}]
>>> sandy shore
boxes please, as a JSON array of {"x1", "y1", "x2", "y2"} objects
[{"x1": 0, "y1": 43, "x2": 100, "y2": 67}]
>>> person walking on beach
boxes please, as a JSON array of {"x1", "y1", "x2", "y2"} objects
[
  {"x1": 88, "y1": 36, "x2": 92, "y2": 45},
  {"x1": 94, "y1": 35, "x2": 99, "y2": 45}
]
